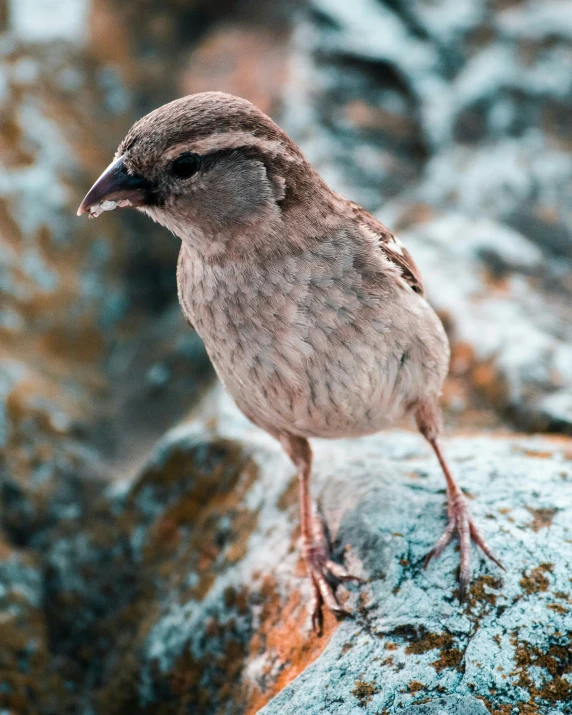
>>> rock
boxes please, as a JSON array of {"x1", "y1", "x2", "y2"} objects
[
  {"x1": 399, "y1": 215, "x2": 572, "y2": 435},
  {"x1": 307, "y1": 0, "x2": 572, "y2": 246},
  {"x1": 0, "y1": 537, "x2": 74, "y2": 713},
  {"x1": 5, "y1": 391, "x2": 568, "y2": 714},
  {"x1": 182, "y1": 25, "x2": 292, "y2": 117},
  {"x1": 0, "y1": 0, "x2": 226, "y2": 511},
  {"x1": 2, "y1": 0, "x2": 572, "y2": 712},
  {"x1": 398, "y1": 696, "x2": 489, "y2": 715},
  {"x1": 0, "y1": 0, "x2": 152, "y2": 510}
]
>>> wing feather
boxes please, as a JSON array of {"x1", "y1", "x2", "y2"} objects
[{"x1": 348, "y1": 201, "x2": 424, "y2": 295}]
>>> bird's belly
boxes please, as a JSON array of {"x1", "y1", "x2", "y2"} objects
[
  {"x1": 206, "y1": 326, "x2": 433, "y2": 440},
  {"x1": 181, "y1": 249, "x2": 449, "y2": 441}
]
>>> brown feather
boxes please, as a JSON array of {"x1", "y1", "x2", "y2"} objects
[{"x1": 347, "y1": 200, "x2": 424, "y2": 295}]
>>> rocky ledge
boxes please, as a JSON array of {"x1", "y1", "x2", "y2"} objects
[
  {"x1": 2, "y1": 3, "x2": 572, "y2": 712},
  {"x1": 2, "y1": 391, "x2": 571, "y2": 714}
]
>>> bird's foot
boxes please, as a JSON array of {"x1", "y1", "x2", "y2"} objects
[
  {"x1": 303, "y1": 511, "x2": 363, "y2": 633},
  {"x1": 424, "y1": 490, "x2": 504, "y2": 600}
]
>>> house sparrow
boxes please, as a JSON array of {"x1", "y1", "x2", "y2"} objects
[{"x1": 78, "y1": 92, "x2": 502, "y2": 629}]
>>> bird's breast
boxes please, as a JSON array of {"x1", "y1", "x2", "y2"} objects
[{"x1": 177, "y1": 242, "x2": 448, "y2": 439}]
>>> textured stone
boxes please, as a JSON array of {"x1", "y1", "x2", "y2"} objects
[
  {"x1": 0, "y1": 1, "x2": 143, "y2": 508},
  {"x1": 6, "y1": 390, "x2": 567, "y2": 714},
  {"x1": 400, "y1": 215, "x2": 572, "y2": 435},
  {"x1": 0, "y1": 537, "x2": 74, "y2": 713},
  {"x1": 2, "y1": 1, "x2": 572, "y2": 713},
  {"x1": 398, "y1": 696, "x2": 489, "y2": 715}
]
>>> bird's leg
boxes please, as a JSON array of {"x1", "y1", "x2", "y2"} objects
[
  {"x1": 279, "y1": 434, "x2": 362, "y2": 631},
  {"x1": 416, "y1": 401, "x2": 504, "y2": 599}
]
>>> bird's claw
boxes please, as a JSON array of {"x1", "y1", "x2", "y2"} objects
[
  {"x1": 424, "y1": 491, "x2": 504, "y2": 600},
  {"x1": 303, "y1": 513, "x2": 363, "y2": 632}
]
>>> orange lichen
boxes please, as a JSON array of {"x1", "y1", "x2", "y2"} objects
[
  {"x1": 449, "y1": 342, "x2": 475, "y2": 375},
  {"x1": 518, "y1": 449, "x2": 555, "y2": 460},
  {"x1": 352, "y1": 679, "x2": 379, "y2": 704},
  {"x1": 547, "y1": 603, "x2": 568, "y2": 614},
  {"x1": 243, "y1": 575, "x2": 339, "y2": 714},
  {"x1": 439, "y1": 341, "x2": 508, "y2": 430},
  {"x1": 137, "y1": 440, "x2": 260, "y2": 603},
  {"x1": 182, "y1": 26, "x2": 291, "y2": 117},
  {"x1": 344, "y1": 100, "x2": 416, "y2": 137},
  {"x1": 470, "y1": 360, "x2": 510, "y2": 409},
  {"x1": 525, "y1": 507, "x2": 558, "y2": 532},
  {"x1": 388, "y1": 626, "x2": 464, "y2": 673},
  {"x1": 520, "y1": 564, "x2": 553, "y2": 594},
  {"x1": 509, "y1": 631, "x2": 572, "y2": 710},
  {"x1": 465, "y1": 574, "x2": 503, "y2": 613},
  {"x1": 277, "y1": 474, "x2": 298, "y2": 511}
]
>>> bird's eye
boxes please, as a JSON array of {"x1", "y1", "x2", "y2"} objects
[{"x1": 171, "y1": 153, "x2": 201, "y2": 179}]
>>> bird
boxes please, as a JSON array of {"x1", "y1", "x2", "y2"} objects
[{"x1": 78, "y1": 91, "x2": 503, "y2": 630}]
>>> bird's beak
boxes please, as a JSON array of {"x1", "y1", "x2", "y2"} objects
[{"x1": 77, "y1": 155, "x2": 153, "y2": 217}]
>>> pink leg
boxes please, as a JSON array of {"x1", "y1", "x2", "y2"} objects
[
  {"x1": 279, "y1": 434, "x2": 363, "y2": 631},
  {"x1": 416, "y1": 402, "x2": 504, "y2": 599}
]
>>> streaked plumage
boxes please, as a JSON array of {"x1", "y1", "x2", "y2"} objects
[{"x1": 78, "y1": 92, "x2": 503, "y2": 629}]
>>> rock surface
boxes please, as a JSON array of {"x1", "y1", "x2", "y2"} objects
[
  {"x1": 2, "y1": 0, "x2": 572, "y2": 713},
  {"x1": 399, "y1": 697, "x2": 490, "y2": 715},
  {"x1": 402, "y1": 216, "x2": 572, "y2": 435},
  {"x1": 3, "y1": 391, "x2": 571, "y2": 714}
]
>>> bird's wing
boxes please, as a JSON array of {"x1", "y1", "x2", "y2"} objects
[{"x1": 349, "y1": 201, "x2": 424, "y2": 295}]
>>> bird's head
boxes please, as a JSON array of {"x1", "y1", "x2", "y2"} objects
[{"x1": 78, "y1": 92, "x2": 320, "y2": 257}]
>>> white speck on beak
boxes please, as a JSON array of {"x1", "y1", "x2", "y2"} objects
[{"x1": 88, "y1": 199, "x2": 133, "y2": 218}]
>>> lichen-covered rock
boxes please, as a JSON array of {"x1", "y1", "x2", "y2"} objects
[
  {"x1": 0, "y1": 537, "x2": 76, "y2": 713},
  {"x1": 0, "y1": 26, "x2": 131, "y2": 495},
  {"x1": 2, "y1": 1, "x2": 572, "y2": 713},
  {"x1": 399, "y1": 697, "x2": 490, "y2": 715},
  {"x1": 9, "y1": 391, "x2": 568, "y2": 714},
  {"x1": 305, "y1": 0, "x2": 572, "y2": 251},
  {"x1": 142, "y1": 397, "x2": 572, "y2": 715},
  {"x1": 400, "y1": 215, "x2": 572, "y2": 435}
]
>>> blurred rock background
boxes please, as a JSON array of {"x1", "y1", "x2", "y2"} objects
[{"x1": 0, "y1": 0, "x2": 571, "y2": 713}]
